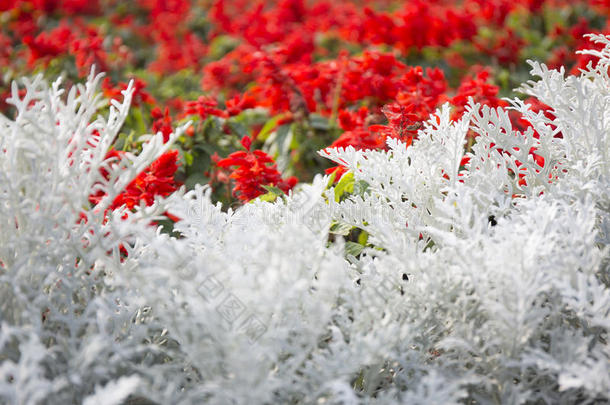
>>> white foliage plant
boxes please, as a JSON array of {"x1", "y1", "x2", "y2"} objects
[{"x1": 1, "y1": 35, "x2": 609, "y2": 404}]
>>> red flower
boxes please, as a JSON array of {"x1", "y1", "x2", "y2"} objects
[
  {"x1": 216, "y1": 136, "x2": 297, "y2": 201},
  {"x1": 151, "y1": 107, "x2": 173, "y2": 142},
  {"x1": 102, "y1": 78, "x2": 156, "y2": 107},
  {"x1": 330, "y1": 129, "x2": 386, "y2": 151},
  {"x1": 326, "y1": 103, "x2": 420, "y2": 181},
  {"x1": 325, "y1": 165, "x2": 348, "y2": 180},
  {"x1": 225, "y1": 92, "x2": 258, "y2": 117},
  {"x1": 90, "y1": 150, "x2": 180, "y2": 210},
  {"x1": 395, "y1": 66, "x2": 448, "y2": 122},
  {"x1": 112, "y1": 150, "x2": 180, "y2": 209},
  {"x1": 183, "y1": 96, "x2": 227, "y2": 120},
  {"x1": 475, "y1": 29, "x2": 525, "y2": 66},
  {"x1": 338, "y1": 107, "x2": 370, "y2": 131},
  {"x1": 23, "y1": 25, "x2": 73, "y2": 67},
  {"x1": 451, "y1": 70, "x2": 507, "y2": 120},
  {"x1": 70, "y1": 26, "x2": 109, "y2": 76},
  {"x1": 368, "y1": 103, "x2": 421, "y2": 147}
]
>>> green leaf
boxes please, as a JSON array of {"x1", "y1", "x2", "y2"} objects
[
  {"x1": 196, "y1": 143, "x2": 222, "y2": 157},
  {"x1": 130, "y1": 106, "x2": 148, "y2": 136},
  {"x1": 275, "y1": 124, "x2": 292, "y2": 151},
  {"x1": 257, "y1": 114, "x2": 286, "y2": 141},
  {"x1": 334, "y1": 172, "x2": 354, "y2": 202},
  {"x1": 353, "y1": 370, "x2": 365, "y2": 391},
  {"x1": 189, "y1": 152, "x2": 211, "y2": 173},
  {"x1": 118, "y1": 130, "x2": 137, "y2": 151},
  {"x1": 261, "y1": 185, "x2": 285, "y2": 196},
  {"x1": 329, "y1": 221, "x2": 352, "y2": 235},
  {"x1": 309, "y1": 113, "x2": 330, "y2": 130},
  {"x1": 345, "y1": 241, "x2": 365, "y2": 257},
  {"x1": 184, "y1": 151, "x2": 194, "y2": 166},
  {"x1": 257, "y1": 192, "x2": 279, "y2": 203},
  {"x1": 227, "y1": 121, "x2": 249, "y2": 139},
  {"x1": 326, "y1": 170, "x2": 338, "y2": 188},
  {"x1": 256, "y1": 185, "x2": 286, "y2": 203},
  {"x1": 184, "y1": 172, "x2": 208, "y2": 190},
  {"x1": 357, "y1": 230, "x2": 369, "y2": 245},
  {"x1": 353, "y1": 180, "x2": 369, "y2": 197},
  {"x1": 273, "y1": 124, "x2": 294, "y2": 172}
]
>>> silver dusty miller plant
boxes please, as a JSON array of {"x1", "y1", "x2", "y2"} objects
[{"x1": 1, "y1": 36, "x2": 609, "y2": 404}]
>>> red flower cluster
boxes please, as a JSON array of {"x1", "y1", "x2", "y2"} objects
[
  {"x1": 357, "y1": 0, "x2": 478, "y2": 51},
  {"x1": 547, "y1": 17, "x2": 610, "y2": 74},
  {"x1": 90, "y1": 149, "x2": 180, "y2": 210},
  {"x1": 216, "y1": 137, "x2": 297, "y2": 201},
  {"x1": 183, "y1": 96, "x2": 227, "y2": 120},
  {"x1": 151, "y1": 107, "x2": 174, "y2": 143},
  {"x1": 2, "y1": 0, "x2": 609, "y2": 208},
  {"x1": 22, "y1": 22, "x2": 109, "y2": 75},
  {"x1": 451, "y1": 70, "x2": 507, "y2": 119},
  {"x1": 322, "y1": 67, "x2": 508, "y2": 178},
  {"x1": 325, "y1": 103, "x2": 423, "y2": 179},
  {"x1": 102, "y1": 78, "x2": 156, "y2": 107}
]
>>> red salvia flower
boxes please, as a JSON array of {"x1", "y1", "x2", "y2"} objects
[
  {"x1": 183, "y1": 96, "x2": 227, "y2": 119},
  {"x1": 90, "y1": 150, "x2": 180, "y2": 210},
  {"x1": 151, "y1": 107, "x2": 173, "y2": 142},
  {"x1": 225, "y1": 92, "x2": 258, "y2": 117},
  {"x1": 330, "y1": 129, "x2": 386, "y2": 151},
  {"x1": 338, "y1": 107, "x2": 370, "y2": 132},
  {"x1": 368, "y1": 103, "x2": 422, "y2": 147},
  {"x1": 111, "y1": 150, "x2": 180, "y2": 209},
  {"x1": 216, "y1": 136, "x2": 298, "y2": 201},
  {"x1": 451, "y1": 69, "x2": 507, "y2": 120},
  {"x1": 70, "y1": 26, "x2": 109, "y2": 76},
  {"x1": 102, "y1": 78, "x2": 156, "y2": 107},
  {"x1": 23, "y1": 25, "x2": 73, "y2": 67}
]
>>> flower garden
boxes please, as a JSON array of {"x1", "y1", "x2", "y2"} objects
[{"x1": 0, "y1": 1, "x2": 609, "y2": 404}]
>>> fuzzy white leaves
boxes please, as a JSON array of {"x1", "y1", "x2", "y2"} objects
[
  {"x1": 318, "y1": 35, "x2": 610, "y2": 404},
  {"x1": 0, "y1": 70, "x2": 188, "y2": 404},
  {"x1": 1, "y1": 37, "x2": 610, "y2": 405}
]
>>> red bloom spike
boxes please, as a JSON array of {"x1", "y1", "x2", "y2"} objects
[
  {"x1": 241, "y1": 136, "x2": 252, "y2": 151},
  {"x1": 90, "y1": 150, "x2": 180, "y2": 210},
  {"x1": 151, "y1": 107, "x2": 173, "y2": 142},
  {"x1": 217, "y1": 147, "x2": 297, "y2": 202},
  {"x1": 183, "y1": 96, "x2": 227, "y2": 119}
]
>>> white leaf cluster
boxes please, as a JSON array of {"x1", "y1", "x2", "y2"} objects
[{"x1": 1, "y1": 36, "x2": 609, "y2": 404}]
